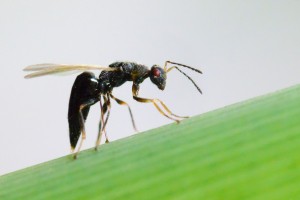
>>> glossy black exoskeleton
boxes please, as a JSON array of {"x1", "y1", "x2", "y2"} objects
[{"x1": 24, "y1": 61, "x2": 202, "y2": 158}]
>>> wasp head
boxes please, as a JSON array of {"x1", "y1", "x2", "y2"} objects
[{"x1": 150, "y1": 65, "x2": 166, "y2": 90}]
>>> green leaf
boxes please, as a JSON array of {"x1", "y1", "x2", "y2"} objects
[{"x1": 1, "y1": 84, "x2": 300, "y2": 200}]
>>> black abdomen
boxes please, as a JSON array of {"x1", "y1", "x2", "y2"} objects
[{"x1": 68, "y1": 72, "x2": 99, "y2": 148}]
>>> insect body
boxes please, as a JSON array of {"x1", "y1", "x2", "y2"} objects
[{"x1": 24, "y1": 61, "x2": 202, "y2": 158}]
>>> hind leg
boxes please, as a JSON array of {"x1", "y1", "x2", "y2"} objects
[{"x1": 73, "y1": 99, "x2": 98, "y2": 159}]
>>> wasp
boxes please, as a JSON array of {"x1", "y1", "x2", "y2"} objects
[{"x1": 24, "y1": 61, "x2": 202, "y2": 158}]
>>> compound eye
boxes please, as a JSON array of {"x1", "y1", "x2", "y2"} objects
[{"x1": 153, "y1": 68, "x2": 161, "y2": 77}]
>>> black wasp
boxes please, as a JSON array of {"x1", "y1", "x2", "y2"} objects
[{"x1": 24, "y1": 61, "x2": 202, "y2": 158}]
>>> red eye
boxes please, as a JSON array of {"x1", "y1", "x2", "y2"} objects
[{"x1": 153, "y1": 68, "x2": 161, "y2": 77}]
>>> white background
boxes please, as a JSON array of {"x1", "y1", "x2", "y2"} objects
[{"x1": 0, "y1": 0, "x2": 299, "y2": 175}]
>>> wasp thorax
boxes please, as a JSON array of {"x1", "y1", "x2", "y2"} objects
[{"x1": 150, "y1": 65, "x2": 167, "y2": 90}]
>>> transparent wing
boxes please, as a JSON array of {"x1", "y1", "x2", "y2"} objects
[{"x1": 23, "y1": 63, "x2": 115, "y2": 79}]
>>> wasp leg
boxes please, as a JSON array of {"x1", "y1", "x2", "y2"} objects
[
  {"x1": 132, "y1": 84, "x2": 184, "y2": 123},
  {"x1": 154, "y1": 98, "x2": 189, "y2": 119},
  {"x1": 95, "y1": 95, "x2": 111, "y2": 150},
  {"x1": 95, "y1": 97, "x2": 104, "y2": 150},
  {"x1": 110, "y1": 93, "x2": 138, "y2": 132},
  {"x1": 102, "y1": 95, "x2": 111, "y2": 143},
  {"x1": 133, "y1": 95, "x2": 181, "y2": 123},
  {"x1": 73, "y1": 99, "x2": 98, "y2": 159}
]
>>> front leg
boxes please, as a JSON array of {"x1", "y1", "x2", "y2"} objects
[{"x1": 132, "y1": 84, "x2": 188, "y2": 123}]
